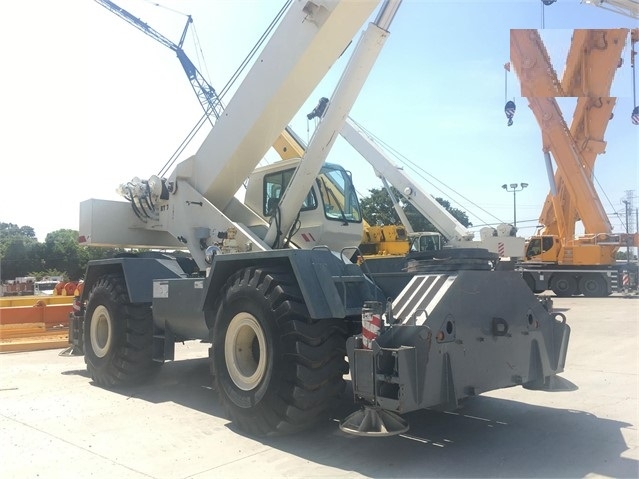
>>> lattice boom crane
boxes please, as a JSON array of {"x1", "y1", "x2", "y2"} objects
[{"x1": 94, "y1": 0, "x2": 224, "y2": 121}]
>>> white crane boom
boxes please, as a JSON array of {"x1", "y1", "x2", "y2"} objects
[
  {"x1": 181, "y1": 0, "x2": 381, "y2": 210},
  {"x1": 341, "y1": 118, "x2": 526, "y2": 257},
  {"x1": 263, "y1": 1, "x2": 401, "y2": 248},
  {"x1": 582, "y1": 0, "x2": 639, "y2": 19},
  {"x1": 341, "y1": 120, "x2": 470, "y2": 242},
  {"x1": 80, "y1": 0, "x2": 382, "y2": 266}
]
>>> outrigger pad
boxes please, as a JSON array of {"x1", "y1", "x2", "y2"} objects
[
  {"x1": 58, "y1": 346, "x2": 83, "y2": 357},
  {"x1": 339, "y1": 407, "x2": 409, "y2": 437}
]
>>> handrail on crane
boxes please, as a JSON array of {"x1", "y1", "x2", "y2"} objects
[{"x1": 93, "y1": 0, "x2": 223, "y2": 121}]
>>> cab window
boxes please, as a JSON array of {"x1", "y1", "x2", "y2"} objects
[
  {"x1": 263, "y1": 169, "x2": 317, "y2": 216},
  {"x1": 316, "y1": 165, "x2": 362, "y2": 223}
]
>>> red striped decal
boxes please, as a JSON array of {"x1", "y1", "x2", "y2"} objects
[
  {"x1": 300, "y1": 233, "x2": 316, "y2": 242},
  {"x1": 361, "y1": 313, "x2": 381, "y2": 349}
]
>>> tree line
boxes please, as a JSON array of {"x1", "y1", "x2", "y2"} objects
[
  {"x1": 359, "y1": 187, "x2": 471, "y2": 231},
  {"x1": 0, "y1": 223, "x2": 120, "y2": 281}
]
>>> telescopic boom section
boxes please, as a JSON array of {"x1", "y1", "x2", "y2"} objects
[
  {"x1": 510, "y1": 30, "x2": 564, "y2": 97},
  {"x1": 174, "y1": 0, "x2": 382, "y2": 212},
  {"x1": 340, "y1": 119, "x2": 472, "y2": 243},
  {"x1": 536, "y1": 29, "x2": 627, "y2": 237},
  {"x1": 527, "y1": 97, "x2": 613, "y2": 235},
  {"x1": 510, "y1": 29, "x2": 619, "y2": 236},
  {"x1": 262, "y1": 0, "x2": 402, "y2": 248},
  {"x1": 561, "y1": 29, "x2": 629, "y2": 97}
]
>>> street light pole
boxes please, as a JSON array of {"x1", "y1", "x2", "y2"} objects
[
  {"x1": 502, "y1": 182, "x2": 528, "y2": 229},
  {"x1": 622, "y1": 200, "x2": 631, "y2": 264}
]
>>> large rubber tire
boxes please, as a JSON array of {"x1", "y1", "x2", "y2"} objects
[
  {"x1": 579, "y1": 274, "x2": 608, "y2": 298},
  {"x1": 83, "y1": 274, "x2": 159, "y2": 387},
  {"x1": 211, "y1": 267, "x2": 347, "y2": 436},
  {"x1": 550, "y1": 273, "x2": 578, "y2": 297}
]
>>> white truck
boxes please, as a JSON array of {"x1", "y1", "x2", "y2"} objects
[{"x1": 69, "y1": 0, "x2": 570, "y2": 436}]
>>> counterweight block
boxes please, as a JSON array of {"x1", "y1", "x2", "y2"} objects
[{"x1": 346, "y1": 270, "x2": 571, "y2": 425}]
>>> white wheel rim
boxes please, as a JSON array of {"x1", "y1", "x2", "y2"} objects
[
  {"x1": 224, "y1": 313, "x2": 267, "y2": 391},
  {"x1": 90, "y1": 305, "x2": 113, "y2": 358}
]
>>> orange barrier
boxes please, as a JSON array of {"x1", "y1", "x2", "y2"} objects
[
  {"x1": 0, "y1": 295, "x2": 74, "y2": 308},
  {"x1": 0, "y1": 303, "x2": 72, "y2": 326},
  {"x1": 0, "y1": 295, "x2": 75, "y2": 353}
]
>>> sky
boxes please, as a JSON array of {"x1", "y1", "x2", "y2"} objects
[{"x1": 0, "y1": 0, "x2": 637, "y2": 243}]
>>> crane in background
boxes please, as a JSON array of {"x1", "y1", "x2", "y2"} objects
[
  {"x1": 94, "y1": 0, "x2": 223, "y2": 123},
  {"x1": 511, "y1": 28, "x2": 629, "y2": 240},
  {"x1": 510, "y1": 28, "x2": 639, "y2": 296},
  {"x1": 94, "y1": 0, "x2": 306, "y2": 167}
]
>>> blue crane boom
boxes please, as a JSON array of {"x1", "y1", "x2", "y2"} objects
[{"x1": 94, "y1": 0, "x2": 223, "y2": 121}]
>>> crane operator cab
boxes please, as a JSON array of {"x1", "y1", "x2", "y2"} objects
[
  {"x1": 525, "y1": 235, "x2": 558, "y2": 261},
  {"x1": 244, "y1": 158, "x2": 363, "y2": 251},
  {"x1": 410, "y1": 232, "x2": 442, "y2": 252}
]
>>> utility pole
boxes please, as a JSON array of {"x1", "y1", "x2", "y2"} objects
[
  {"x1": 623, "y1": 199, "x2": 631, "y2": 264},
  {"x1": 621, "y1": 190, "x2": 636, "y2": 262}
]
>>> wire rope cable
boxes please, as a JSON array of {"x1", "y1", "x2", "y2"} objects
[
  {"x1": 348, "y1": 118, "x2": 507, "y2": 227},
  {"x1": 156, "y1": 0, "x2": 291, "y2": 178}
]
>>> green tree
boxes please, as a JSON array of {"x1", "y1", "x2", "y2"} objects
[
  {"x1": 41, "y1": 229, "x2": 112, "y2": 280},
  {"x1": 1, "y1": 223, "x2": 124, "y2": 281},
  {"x1": 359, "y1": 187, "x2": 471, "y2": 234},
  {"x1": 0, "y1": 223, "x2": 42, "y2": 280},
  {"x1": 0, "y1": 222, "x2": 36, "y2": 241},
  {"x1": 41, "y1": 229, "x2": 80, "y2": 279},
  {"x1": 616, "y1": 250, "x2": 637, "y2": 261}
]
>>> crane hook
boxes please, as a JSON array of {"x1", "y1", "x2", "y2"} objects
[
  {"x1": 503, "y1": 63, "x2": 515, "y2": 126},
  {"x1": 505, "y1": 100, "x2": 516, "y2": 127}
]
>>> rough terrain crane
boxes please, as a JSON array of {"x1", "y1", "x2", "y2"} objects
[
  {"x1": 70, "y1": 0, "x2": 570, "y2": 437},
  {"x1": 510, "y1": 29, "x2": 638, "y2": 296}
]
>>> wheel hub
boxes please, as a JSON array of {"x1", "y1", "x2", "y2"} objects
[
  {"x1": 225, "y1": 313, "x2": 267, "y2": 391},
  {"x1": 90, "y1": 305, "x2": 113, "y2": 358}
]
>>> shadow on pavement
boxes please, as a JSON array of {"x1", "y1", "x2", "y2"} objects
[{"x1": 88, "y1": 356, "x2": 635, "y2": 479}]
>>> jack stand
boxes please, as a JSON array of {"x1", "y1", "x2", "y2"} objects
[
  {"x1": 339, "y1": 406, "x2": 409, "y2": 437},
  {"x1": 58, "y1": 345, "x2": 83, "y2": 357}
]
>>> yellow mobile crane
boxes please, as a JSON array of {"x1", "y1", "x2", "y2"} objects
[{"x1": 510, "y1": 28, "x2": 639, "y2": 296}]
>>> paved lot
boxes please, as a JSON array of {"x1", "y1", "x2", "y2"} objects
[{"x1": 1, "y1": 295, "x2": 637, "y2": 478}]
